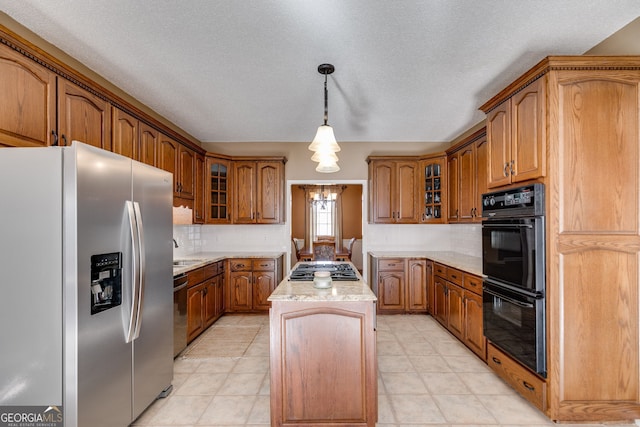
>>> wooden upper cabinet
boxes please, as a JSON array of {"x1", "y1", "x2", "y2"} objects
[
  {"x1": 158, "y1": 135, "x2": 196, "y2": 201},
  {"x1": 178, "y1": 145, "x2": 195, "y2": 200},
  {"x1": 233, "y1": 161, "x2": 257, "y2": 223},
  {"x1": 138, "y1": 122, "x2": 158, "y2": 167},
  {"x1": 485, "y1": 77, "x2": 545, "y2": 188},
  {"x1": 206, "y1": 156, "x2": 231, "y2": 224},
  {"x1": 111, "y1": 106, "x2": 137, "y2": 159},
  {"x1": 457, "y1": 145, "x2": 476, "y2": 221},
  {"x1": 233, "y1": 159, "x2": 284, "y2": 224},
  {"x1": 369, "y1": 159, "x2": 419, "y2": 223},
  {"x1": 446, "y1": 154, "x2": 459, "y2": 222},
  {"x1": 0, "y1": 46, "x2": 56, "y2": 147},
  {"x1": 475, "y1": 135, "x2": 488, "y2": 220},
  {"x1": 446, "y1": 128, "x2": 486, "y2": 224},
  {"x1": 58, "y1": 79, "x2": 111, "y2": 150},
  {"x1": 157, "y1": 135, "x2": 178, "y2": 189},
  {"x1": 419, "y1": 156, "x2": 446, "y2": 223},
  {"x1": 194, "y1": 153, "x2": 205, "y2": 224}
]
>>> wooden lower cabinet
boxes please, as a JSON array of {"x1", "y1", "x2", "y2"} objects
[
  {"x1": 186, "y1": 261, "x2": 225, "y2": 343},
  {"x1": 187, "y1": 283, "x2": 205, "y2": 342},
  {"x1": 433, "y1": 264, "x2": 485, "y2": 361},
  {"x1": 227, "y1": 257, "x2": 282, "y2": 313},
  {"x1": 370, "y1": 257, "x2": 427, "y2": 314},
  {"x1": 488, "y1": 342, "x2": 546, "y2": 411},
  {"x1": 270, "y1": 300, "x2": 377, "y2": 427}
]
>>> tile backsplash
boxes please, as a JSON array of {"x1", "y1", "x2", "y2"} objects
[{"x1": 173, "y1": 223, "x2": 481, "y2": 259}]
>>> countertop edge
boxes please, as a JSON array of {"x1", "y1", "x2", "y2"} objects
[
  {"x1": 368, "y1": 251, "x2": 483, "y2": 277},
  {"x1": 173, "y1": 251, "x2": 285, "y2": 276}
]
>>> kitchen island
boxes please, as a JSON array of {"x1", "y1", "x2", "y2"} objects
[{"x1": 268, "y1": 262, "x2": 378, "y2": 427}]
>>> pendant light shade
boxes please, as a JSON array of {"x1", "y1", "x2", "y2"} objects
[
  {"x1": 310, "y1": 149, "x2": 339, "y2": 163},
  {"x1": 309, "y1": 63, "x2": 340, "y2": 173},
  {"x1": 308, "y1": 124, "x2": 340, "y2": 153},
  {"x1": 315, "y1": 159, "x2": 340, "y2": 173}
]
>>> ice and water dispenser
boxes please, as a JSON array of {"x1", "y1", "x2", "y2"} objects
[{"x1": 90, "y1": 252, "x2": 122, "y2": 315}]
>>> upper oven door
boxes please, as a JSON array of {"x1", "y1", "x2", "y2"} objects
[{"x1": 482, "y1": 216, "x2": 545, "y2": 294}]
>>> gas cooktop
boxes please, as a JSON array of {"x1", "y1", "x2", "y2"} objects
[{"x1": 289, "y1": 263, "x2": 359, "y2": 281}]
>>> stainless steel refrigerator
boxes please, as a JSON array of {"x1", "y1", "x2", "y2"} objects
[{"x1": 0, "y1": 142, "x2": 174, "y2": 427}]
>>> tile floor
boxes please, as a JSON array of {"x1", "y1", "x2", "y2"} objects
[{"x1": 132, "y1": 314, "x2": 638, "y2": 427}]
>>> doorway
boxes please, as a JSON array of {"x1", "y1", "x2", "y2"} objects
[{"x1": 288, "y1": 181, "x2": 365, "y2": 272}]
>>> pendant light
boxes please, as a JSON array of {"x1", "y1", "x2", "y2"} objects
[{"x1": 309, "y1": 63, "x2": 340, "y2": 173}]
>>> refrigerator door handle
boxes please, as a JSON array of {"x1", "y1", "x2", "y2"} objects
[
  {"x1": 132, "y1": 201, "x2": 146, "y2": 340},
  {"x1": 125, "y1": 200, "x2": 142, "y2": 343}
]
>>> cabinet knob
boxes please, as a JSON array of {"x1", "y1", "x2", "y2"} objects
[
  {"x1": 522, "y1": 381, "x2": 535, "y2": 392},
  {"x1": 510, "y1": 160, "x2": 515, "y2": 176},
  {"x1": 51, "y1": 130, "x2": 59, "y2": 146},
  {"x1": 492, "y1": 356, "x2": 502, "y2": 365},
  {"x1": 503, "y1": 162, "x2": 509, "y2": 177}
]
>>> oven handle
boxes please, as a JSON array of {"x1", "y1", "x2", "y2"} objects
[
  {"x1": 484, "y1": 287, "x2": 535, "y2": 308},
  {"x1": 482, "y1": 223, "x2": 533, "y2": 229}
]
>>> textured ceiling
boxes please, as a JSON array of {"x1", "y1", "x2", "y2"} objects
[{"x1": 1, "y1": 1, "x2": 640, "y2": 144}]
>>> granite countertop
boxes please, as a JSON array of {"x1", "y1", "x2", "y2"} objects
[
  {"x1": 368, "y1": 251, "x2": 483, "y2": 276},
  {"x1": 268, "y1": 261, "x2": 377, "y2": 302},
  {"x1": 173, "y1": 251, "x2": 285, "y2": 275}
]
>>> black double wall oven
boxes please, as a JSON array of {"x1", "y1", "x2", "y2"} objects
[{"x1": 482, "y1": 183, "x2": 546, "y2": 377}]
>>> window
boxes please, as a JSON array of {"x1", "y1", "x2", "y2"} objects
[{"x1": 312, "y1": 190, "x2": 337, "y2": 239}]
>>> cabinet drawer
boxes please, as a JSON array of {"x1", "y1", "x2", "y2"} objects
[
  {"x1": 253, "y1": 259, "x2": 275, "y2": 271},
  {"x1": 446, "y1": 268, "x2": 463, "y2": 286},
  {"x1": 379, "y1": 259, "x2": 404, "y2": 271},
  {"x1": 463, "y1": 274, "x2": 483, "y2": 295},
  {"x1": 203, "y1": 262, "x2": 218, "y2": 278},
  {"x1": 487, "y1": 343, "x2": 546, "y2": 411},
  {"x1": 229, "y1": 259, "x2": 251, "y2": 271},
  {"x1": 187, "y1": 267, "x2": 205, "y2": 287},
  {"x1": 434, "y1": 263, "x2": 447, "y2": 278}
]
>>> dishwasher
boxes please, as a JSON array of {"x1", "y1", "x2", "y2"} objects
[{"x1": 173, "y1": 273, "x2": 188, "y2": 357}]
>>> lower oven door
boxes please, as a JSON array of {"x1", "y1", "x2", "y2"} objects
[{"x1": 483, "y1": 281, "x2": 546, "y2": 377}]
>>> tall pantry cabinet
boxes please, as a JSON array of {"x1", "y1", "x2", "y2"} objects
[{"x1": 480, "y1": 56, "x2": 640, "y2": 423}]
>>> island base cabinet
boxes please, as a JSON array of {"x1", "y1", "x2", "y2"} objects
[{"x1": 270, "y1": 301, "x2": 377, "y2": 427}]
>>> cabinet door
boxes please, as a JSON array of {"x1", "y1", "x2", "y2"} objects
[
  {"x1": 233, "y1": 161, "x2": 256, "y2": 223},
  {"x1": 215, "y1": 273, "x2": 225, "y2": 316},
  {"x1": 58, "y1": 79, "x2": 111, "y2": 150},
  {"x1": 194, "y1": 153, "x2": 205, "y2": 224},
  {"x1": 474, "y1": 135, "x2": 488, "y2": 222},
  {"x1": 370, "y1": 160, "x2": 394, "y2": 223},
  {"x1": 511, "y1": 77, "x2": 545, "y2": 183},
  {"x1": 419, "y1": 158, "x2": 446, "y2": 223},
  {"x1": 486, "y1": 101, "x2": 511, "y2": 188},
  {"x1": 158, "y1": 135, "x2": 178, "y2": 195},
  {"x1": 178, "y1": 145, "x2": 195, "y2": 199},
  {"x1": 447, "y1": 283, "x2": 465, "y2": 340},
  {"x1": 458, "y1": 145, "x2": 476, "y2": 221},
  {"x1": 447, "y1": 153, "x2": 459, "y2": 222},
  {"x1": 425, "y1": 261, "x2": 434, "y2": 314},
  {"x1": 229, "y1": 271, "x2": 252, "y2": 311},
  {"x1": 138, "y1": 122, "x2": 158, "y2": 166},
  {"x1": 253, "y1": 271, "x2": 275, "y2": 311},
  {"x1": 256, "y1": 161, "x2": 282, "y2": 224},
  {"x1": 378, "y1": 271, "x2": 405, "y2": 312},
  {"x1": 0, "y1": 46, "x2": 56, "y2": 147},
  {"x1": 395, "y1": 161, "x2": 419, "y2": 223},
  {"x1": 464, "y1": 291, "x2": 486, "y2": 360},
  {"x1": 206, "y1": 157, "x2": 231, "y2": 223},
  {"x1": 407, "y1": 260, "x2": 427, "y2": 312},
  {"x1": 433, "y1": 276, "x2": 448, "y2": 326},
  {"x1": 203, "y1": 279, "x2": 217, "y2": 327},
  {"x1": 111, "y1": 106, "x2": 137, "y2": 159},
  {"x1": 186, "y1": 284, "x2": 204, "y2": 342}
]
